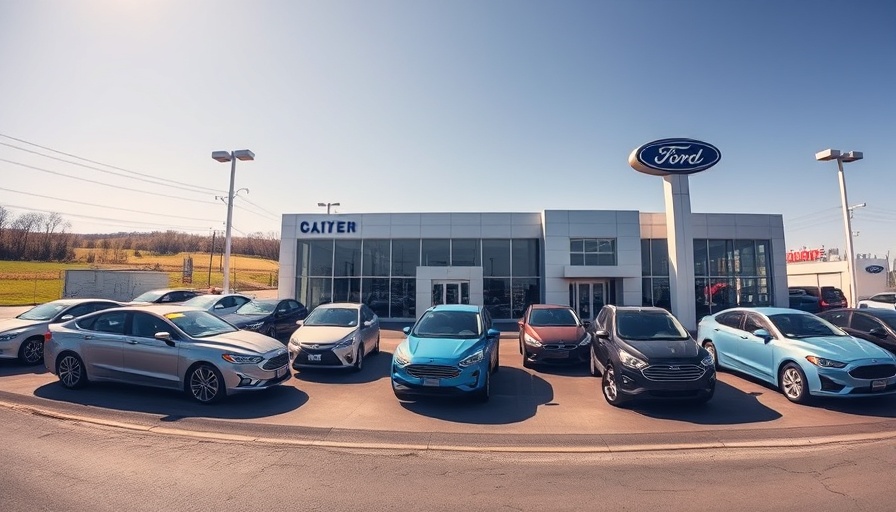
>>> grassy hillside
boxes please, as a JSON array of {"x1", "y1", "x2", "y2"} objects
[{"x1": 0, "y1": 251, "x2": 279, "y2": 306}]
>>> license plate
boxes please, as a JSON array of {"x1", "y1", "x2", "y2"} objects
[
  {"x1": 872, "y1": 379, "x2": 886, "y2": 391},
  {"x1": 308, "y1": 354, "x2": 321, "y2": 362},
  {"x1": 422, "y1": 378, "x2": 440, "y2": 387},
  {"x1": 545, "y1": 351, "x2": 570, "y2": 359}
]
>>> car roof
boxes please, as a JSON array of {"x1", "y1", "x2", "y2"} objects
[
  {"x1": 315, "y1": 302, "x2": 361, "y2": 309},
  {"x1": 827, "y1": 307, "x2": 896, "y2": 319},
  {"x1": 530, "y1": 304, "x2": 573, "y2": 310},
  {"x1": 429, "y1": 304, "x2": 480, "y2": 313},
  {"x1": 721, "y1": 307, "x2": 804, "y2": 315},
  {"x1": 612, "y1": 306, "x2": 672, "y2": 314},
  {"x1": 99, "y1": 305, "x2": 205, "y2": 315},
  {"x1": 50, "y1": 298, "x2": 120, "y2": 306}
]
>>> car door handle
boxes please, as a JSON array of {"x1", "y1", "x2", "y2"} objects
[
  {"x1": 714, "y1": 328, "x2": 720, "y2": 332},
  {"x1": 83, "y1": 335, "x2": 95, "y2": 340},
  {"x1": 127, "y1": 340, "x2": 139, "y2": 345},
  {"x1": 739, "y1": 335, "x2": 748, "y2": 339}
]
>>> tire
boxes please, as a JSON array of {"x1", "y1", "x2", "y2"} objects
[
  {"x1": 589, "y1": 346, "x2": 601, "y2": 377},
  {"x1": 372, "y1": 334, "x2": 380, "y2": 355},
  {"x1": 266, "y1": 326, "x2": 278, "y2": 340},
  {"x1": 602, "y1": 364, "x2": 628, "y2": 407},
  {"x1": 703, "y1": 341, "x2": 719, "y2": 370},
  {"x1": 57, "y1": 353, "x2": 87, "y2": 389},
  {"x1": 18, "y1": 336, "x2": 44, "y2": 365},
  {"x1": 474, "y1": 371, "x2": 490, "y2": 403},
  {"x1": 187, "y1": 364, "x2": 225, "y2": 404},
  {"x1": 393, "y1": 389, "x2": 410, "y2": 401},
  {"x1": 353, "y1": 345, "x2": 364, "y2": 372},
  {"x1": 521, "y1": 342, "x2": 534, "y2": 369},
  {"x1": 492, "y1": 346, "x2": 500, "y2": 374},
  {"x1": 780, "y1": 362, "x2": 811, "y2": 404}
]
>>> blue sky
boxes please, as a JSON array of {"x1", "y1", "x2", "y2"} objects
[{"x1": 1, "y1": 0, "x2": 894, "y2": 258}]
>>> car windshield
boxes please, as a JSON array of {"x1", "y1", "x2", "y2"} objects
[
  {"x1": 17, "y1": 302, "x2": 68, "y2": 321},
  {"x1": 132, "y1": 290, "x2": 166, "y2": 302},
  {"x1": 235, "y1": 301, "x2": 277, "y2": 315},
  {"x1": 182, "y1": 295, "x2": 219, "y2": 308},
  {"x1": 768, "y1": 313, "x2": 847, "y2": 338},
  {"x1": 303, "y1": 308, "x2": 359, "y2": 327},
  {"x1": 412, "y1": 311, "x2": 482, "y2": 339},
  {"x1": 163, "y1": 310, "x2": 237, "y2": 338},
  {"x1": 616, "y1": 310, "x2": 689, "y2": 340},
  {"x1": 877, "y1": 316, "x2": 896, "y2": 331},
  {"x1": 528, "y1": 308, "x2": 579, "y2": 327}
]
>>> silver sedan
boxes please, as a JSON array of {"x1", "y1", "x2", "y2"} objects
[
  {"x1": 44, "y1": 305, "x2": 290, "y2": 403},
  {"x1": 288, "y1": 303, "x2": 380, "y2": 371}
]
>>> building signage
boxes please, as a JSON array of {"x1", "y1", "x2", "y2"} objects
[
  {"x1": 628, "y1": 138, "x2": 721, "y2": 176},
  {"x1": 786, "y1": 249, "x2": 823, "y2": 263},
  {"x1": 865, "y1": 265, "x2": 885, "y2": 274},
  {"x1": 299, "y1": 220, "x2": 357, "y2": 234}
]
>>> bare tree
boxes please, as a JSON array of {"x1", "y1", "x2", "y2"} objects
[{"x1": 12, "y1": 212, "x2": 44, "y2": 258}]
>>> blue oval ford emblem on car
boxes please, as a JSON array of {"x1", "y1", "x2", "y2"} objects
[
  {"x1": 628, "y1": 138, "x2": 721, "y2": 176},
  {"x1": 866, "y1": 265, "x2": 885, "y2": 274}
]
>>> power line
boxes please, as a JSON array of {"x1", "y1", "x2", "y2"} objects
[
  {"x1": 236, "y1": 195, "x2": 280, "y2": 219},
  {"x1": 0, "y1": 133, "x2": 224, "y2": 195}
]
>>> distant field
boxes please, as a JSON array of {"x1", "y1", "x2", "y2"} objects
[{"x1": 0, "y1": 252, "x2": 279, "y2": 306}]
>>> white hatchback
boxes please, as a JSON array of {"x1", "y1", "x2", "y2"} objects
[{"x1": 858, "y1": 292, "x2": 896, "y2": 310}]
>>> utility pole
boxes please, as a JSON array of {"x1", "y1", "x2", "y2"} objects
[{"x1": 207, "y1": 230, "x2": 216, "y2": 288}]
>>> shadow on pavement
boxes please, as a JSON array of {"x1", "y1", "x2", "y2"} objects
[
  {"x1": 626, "y1": 380, "x2": 782, "y2": 425},
  {"x1": 0, "y1": 359, "x2": 48, "y2": 377},
  {"x1": 398, "y1": 367, "x2": 553, "y2": 425},
  {"x1": 32, "y1": 380, "x2": 308, "y2": 421},
  {"x1": 292, "y1": 351, "x2": 392, "y2": 384}
]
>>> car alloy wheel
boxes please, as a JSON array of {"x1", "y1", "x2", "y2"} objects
[
  {"x1": 475, "y1": 371, "x2": 490, "y2": 403},
  {"x1": 780, "y1": 363, "x2": 809, "y2": 404},
  {"x1": 353, "y1": 345, "x2": 364, "y2": 372},
  {"x1": 267, "y1": 326, "x2": 278, "y2": 340},
  {"x1": 602, "y1": 364, "x2": 627, "y2": 407},
  {"x1": 703, "y1": 341, "x2": 718, "y2": 369},
  {"x1": 58, "y1": 354, "x2": 86, "y2": 389},
  {"x1": 189, "y1": 364, "x2": 224, "y2": 404},
  {"x1": 19, "y1": 337, "x2": 44, "y2": 365}
]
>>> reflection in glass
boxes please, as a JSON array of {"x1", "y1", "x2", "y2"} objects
[
  {"x1": 512, "y1": 239, "x2": 539, "y2": 276},
  {"x1": 390, "y1": 278, "x2": 416, "y2": 318},
  {"x1": 511, "y1": 278, "x2": 541, "y2": 318},
  {"x1": 334, "y1": 240, "x2": 361, "y2": 277},
  {"x1": 484, "y1": 278, "x2": 511, "y2": 319},
  {"x1": 391, "y1": 240, "x2": 420, "y2": 277},
  {"x1": 482, "y1": 240, "x2": 511, "y2": 277},
  {"x1": 451, "y1": 239, "x2": 480, "y2": 266},
  {"x1": 308, "y1": 240, "x2": 334, "y2": 276},
  {"x1": 422, "y1": 239, "x2": 450, "y2": 266},
  {"x1": 362, "y1": 277, "x2": 390, "y2": 317},
  {"x1": 362, "y1": 240, "x2": 390, "y2": 276}
]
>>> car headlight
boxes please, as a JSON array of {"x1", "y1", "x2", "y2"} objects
[
  {"x1": 806, "y1": 356, "x2": 847, "y2": 368},
  {"x1": 245, "y1": 322, "x2": 265, "y2": 331},
  {"x1": 618, "y1": 349, "x2": 648, "y2": 370},
  {"x1": 459, "y1": 349, "x2": 484, "y2": 368},
  {"x1": 701, "y1": 355, "x2": 715, "y2": 367},
  {"x1": 394, "y1": 345, "x2": 411, "y2": 366},
  {"x1": 222, "y1": 354, "x2": 264, "y2": 364},
  {"x1": 0, "y1": 330, "x2": 26, "y2": 342},
  {"x1": 288, "y1": 338, "x2": 300, "y2": 347},
  {"x1": 334, "y1": 334, "x2": 356, "y2": 349},
  {"x1": 578, "y1": 332, "x2": 592, "y2": 346},
  {"x1": 523, "y1": 333, "x2": 542, "y2": 347}
]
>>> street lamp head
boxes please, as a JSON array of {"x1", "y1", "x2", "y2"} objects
[
  {"x1": 331, "y1": 202, "x2": 341, "y2": 207},
  {"x1": 317, "y1": 202, "x2": 327, "y2": 207},
  {"x1": 212, "y1": 151, "x2": 232, "y2": 163},
  {"x1": 233, "y1": 149, "x2": 255, "y2": 161},
  {"x1": 841, "y1": 151, "x2": 863, "y2": 163},
  {"x1": 815, "y1": 149, "x2": 841, "y2": 162}
]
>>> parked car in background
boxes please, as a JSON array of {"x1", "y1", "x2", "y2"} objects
[
  {"x1": 130, "y1": 288, "x2": 203, "y2": 305},
  {"x1": 288, "y1": 303, "x2": 380, "y2": 372},
  {"x1": 857, "y1": 292, "x2": 896, "y2": 310},
  {"x1": 0, "y1": 299, "x2": 121, "y2": 364},
  {"x1": 44, "y1": 305, "x2": 290, "y2": 403},
  {"x1": 518, "y1": 304, "x2": 591, "y2": 368},
  {"x1": 788, "y1": 293, "x2": 821, "y2": 313},
  {"x1": 391, "y1": 304, "x2": 500, "y2": 403},
  {"x1": 182, "y1": 293, "x2": 253, "y2": 316},
  {"x1": 223, "y1": 299, "x2": 308, "y2": 341},
  {"x1": 817, "y1": 308, "x2": 896, "y2": 354},
  {"x1": 697, "y1": 307, "x2": 896, "y2": 404},
  {"x1": 787, "y1": 286, "x2": 847, "y2": 311},
  {"x1": 588, "y1": 305, "x2": 715, "y2": 406}
]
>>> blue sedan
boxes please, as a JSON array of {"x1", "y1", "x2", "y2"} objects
[
  {"x1": 391, "y1": 304, "x2": 500, "y2": 403},
  {"x1": 696, "y1": 307, "x2": 896, "y2": 403}
]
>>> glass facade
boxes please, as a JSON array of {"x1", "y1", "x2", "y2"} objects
[
  {"x1": 295, "y1": 238, "x2": 541, "y2": 319},
  {"x1": 570, "y1": 238, "x2": 616, "y2": 266},
  {"x1": 641, "y1": 239, "x2": 671, "y2": 310},
  {"x1": 694, "y1": 238, "x2": 772, "y2": 321}
]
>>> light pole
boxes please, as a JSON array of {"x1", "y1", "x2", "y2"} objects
[
  {"x1": 212, "y1": 149, "x2": 255, "y2": 293},
  {"x1": 318, "y1": 202, "x2": 340, "y2": 214},
  {"x1": 815, "y1": 148, "x2": 863, "y2": 307}
]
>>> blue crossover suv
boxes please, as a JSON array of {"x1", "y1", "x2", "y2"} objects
[{"x1": 391, "y1": 304, "x2": 501, "y2": 403}]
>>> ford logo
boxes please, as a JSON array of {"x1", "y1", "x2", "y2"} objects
[
  {"x1": 629, "y1": 138, "x2": 721, "y2": 176},
  {"x1": 866, "y1": 265, "x2": 885, "y2": 274}
]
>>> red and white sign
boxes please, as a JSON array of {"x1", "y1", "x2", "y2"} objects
[{"x1": 786, "y1": 249, "x2": 823, "y2": 263}]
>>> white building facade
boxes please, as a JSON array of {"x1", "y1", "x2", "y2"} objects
[{"x1": 278, "y1": 210, "x2": 788, "y2": 329}]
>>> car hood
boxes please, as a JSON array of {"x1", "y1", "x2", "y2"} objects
[
  {"x1": 785, "y1": 335, "x2": 895, "y2": 361},
  {"x1": 222, "y1": 313, "x2": 269, "y2": 327},
  {"x1": 621, "y1": 338, "x2": 700, "y2": 360},
  {"x1": 405, "y1": 336, "x2": 482, "y2": 359},
  {"x1": 200, "y1": 330, "x2": 285, "y2": 354},
  {"x1": 527, "y1": 325, "x2": 584, "y2": 343},
  {"x1": 291, "y1": 326, "x2": 356, "y2": 344},
  {"x1": 0, "y1": 318, "x2": 43, "y2": 333}
]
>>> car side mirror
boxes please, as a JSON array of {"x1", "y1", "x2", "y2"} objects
[
  {"x1": 869, "y1": 327, "x2": 888, "y2": 338},
  {"x1": 59, "y1": 314, "x2": 74, "y2": 321},
  {"x1": 214, "y1": 304, "x2": 224, "y2": 309},
  {"x1": 363, "y1": 320, "x2": 373, "y2": 327},
  {"x1": 487, "y1": 328, "x2": 500, "y2": 339},
  {"x1": 402, "y1": 326, "x2": 411, "y2": 335},
  {"x1": 517, "y1": 320, "x2": 524, "y2": 327},
  {"x1": 594, "y1": 329, "x2": 610, "y2": 339},
  {"x1": 583, "y1": 320, "x2": 592, "y2": 328},
  {"x1": 753, "y1": 329, "x2": 773, "y2": 342},
  {"x1": 295, "y1": 320, "x2": 304, "y2": 327}
]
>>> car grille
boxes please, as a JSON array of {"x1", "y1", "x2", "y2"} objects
[
  {"x1": 642, "y1": 364, "x2": 706, "y2": 382},
  {"x1": 263, "y1": 353, "x2": 288, "y2": 370},
  {"x1": 406, "y1": 364, "x2": 461, "y2": 379},
  {"x1": 849, "y1": 364, "x2": 896, "y2": 379},
  {"x1": 543, "y1": 343, "x2": 579, "y2": 351}
]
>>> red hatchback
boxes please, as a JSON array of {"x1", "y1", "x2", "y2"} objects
[{"x1": 518, "y1": 304, "x2": 591, "y2": 368}]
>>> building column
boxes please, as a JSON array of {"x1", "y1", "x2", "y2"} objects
[{"x1": 663, "y1": 175, "x2": 697, "y2": 330}]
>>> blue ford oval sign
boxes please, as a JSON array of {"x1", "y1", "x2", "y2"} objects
[
  {"x1": 865, "y1": 265, "x2": 885, "y2": 274},
  {"x1": 628, "y1": 138, "x2": 721, "y2": 176}
]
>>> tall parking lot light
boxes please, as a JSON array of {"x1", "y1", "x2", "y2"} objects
[
  {"x1": 318, "y1": 202, "x2": 340, "y2": 214},
  {"x1": 815, "y1": 148, "x2": 863, "y2": 307},
  {"x1": 212, "y1": 149, "x2": 255, "y2": 293}
]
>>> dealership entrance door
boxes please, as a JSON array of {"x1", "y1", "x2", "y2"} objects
[
  {"x1": 432, "y1": 280, "x2": 470, "y2": 306},
  {"x1": 570, "y1": 281, "x2": 607, "y2": 321}
]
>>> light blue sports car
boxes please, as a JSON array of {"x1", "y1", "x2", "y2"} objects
[
  {"x1": 391, "y1": 304, "x2": 500, "y2": 403},
  {"x1": 696, "y1": 307, "x2": 896, "y2": 404}
]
